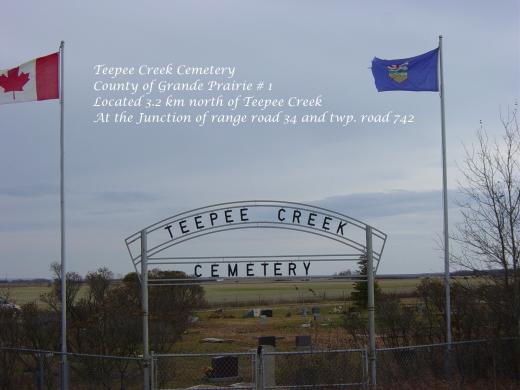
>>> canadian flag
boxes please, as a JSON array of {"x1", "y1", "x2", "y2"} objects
[{"x1": 0, "y1": 52, "x2": 59, "y2": 105}]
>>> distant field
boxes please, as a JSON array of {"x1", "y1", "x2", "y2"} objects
[
  {"x1": 203, "y1": 279, "x2": 420, "y2": 306},
  {"x1": 3, "y1": 278, "x2": 423, "y2": 307},
  {"x1": 2, "y1": 283, "x2": 55, "y2": 306}
]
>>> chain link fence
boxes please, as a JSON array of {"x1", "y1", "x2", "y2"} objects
[
  {"x1": 151, "y1": 348, "x2": 366, "y2": 390},
  {"x1": 376, "y1": 338, "x2": 520, "y2": 389},
  {"x1": 261, "y1": 348, "x2": 367, "y2": 389},
  {"x1": 0, "y1": 347, "x2": 144, "y2": 390},
  {"x1": 152, "y1": 351, "x2": 256, "y2": 390},
  {"x1": 2, "y1": 339, "x2": 519, "y2": 389}
]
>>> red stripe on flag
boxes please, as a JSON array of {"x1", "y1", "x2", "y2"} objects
[{"x1": 36, "y1": 52, "x2": 59, "y2": 101}]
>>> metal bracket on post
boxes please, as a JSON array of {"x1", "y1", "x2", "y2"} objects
[
  {"x1": 366, "y1": 226, "x2": 376, "y2": 387},
  {"x1": 141, "y1": 230, "x2": 150, "y2": 390}
]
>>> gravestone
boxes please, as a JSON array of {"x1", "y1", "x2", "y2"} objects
[
  {"x1": 258, "y1": 336, "x2": 276, "y2": 347},
  {"x1": 210, "y1": 356, "x2": 239, "y2": 378},
  {"x1": 295, "y1": 335, "x2": 312, "y2": 348}
]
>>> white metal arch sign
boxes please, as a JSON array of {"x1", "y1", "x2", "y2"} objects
[
  {"x1": 126, "y1": 200, "x2": 387, "y2": 388},
  {"x1": 125, "y1": 200, "x2": 387, "y2": 280}
]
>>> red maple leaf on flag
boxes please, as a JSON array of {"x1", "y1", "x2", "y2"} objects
[{"x1": 0, "y1": 67, "x2": 30, "y2": 100}]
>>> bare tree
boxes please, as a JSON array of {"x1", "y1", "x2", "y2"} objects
[
  {"x1": 40, "y1": 261, "x2": 83, "y2": 314},
  {"x1": 453, "y1": 105, "x2": 520, "y2": 336}
]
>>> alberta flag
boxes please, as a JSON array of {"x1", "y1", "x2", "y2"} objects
[
  {"x1": 0, "y1": 52, "x2": 59, "y2": 104},
  {"x1": 371, "y1": 48, "x2": 439, "y2": 92}
]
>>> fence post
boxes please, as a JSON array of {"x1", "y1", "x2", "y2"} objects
[
  {"x1": 150, "y1": 351, "x2": 155, "y2": 390},
  {"x1": 362, "y1": 349, "x2": 369, "y2": 389},
  {"x1": 366, "y1": 226, "x2": 376, "y2": 387},
  {"x1": 251, "y1": 351, "x2": 256, "y2": 389},
  {"x1": 37, "y1": 353, "x2": 44, "y2": 390},
  {"x1": 443, "y1": 343, "x2": 452, "y2": 381},
  {"x1": 59, "y1": 352, "x2": 68, "y2": 390},
  {"x1": 255, "y1": 346, "x2": 264, "y2": 390}
]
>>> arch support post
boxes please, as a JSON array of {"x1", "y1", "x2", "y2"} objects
[
  {"x1": 141, "y1": 230, "x2": 151, "y2": 390},
  {"x1": 366, "y1": 226, "x2": 376, "y2": 387}
]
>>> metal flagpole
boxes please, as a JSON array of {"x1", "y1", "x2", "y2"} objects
[
  {"x1": 59, "y1": 40, "x2": 68, "y2": 390},
  {"x1": 439, "y1": 35, "x2": 452, "y2": 348}
]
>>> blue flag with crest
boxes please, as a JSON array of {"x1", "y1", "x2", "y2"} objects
[{"x1": 371, "y1": 48, "x2": 439, "y2": 92}]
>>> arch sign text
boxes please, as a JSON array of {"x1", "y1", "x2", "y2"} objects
[{"x1": 125, "y1": 201, "x2": 387, "y2": 280}]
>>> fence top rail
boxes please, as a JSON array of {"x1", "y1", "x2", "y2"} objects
[
  {"x1": 152, "y1": 351, "x2": 256, "y2": 358},
  {"x1": 265, "y1": 383, "x2": 366, "y2": 389},
  {"x1": 263, "y1": 348, "x2": 367, "y2": 355},
  {"x1": 153, "y1": 348, "x2": 366, "y2": 358},
  {"x1": 167, "y1": 387, "x2": 253, "y2": 390},
  {"x1": 4, "y1": 337, "x2": 516, "y2": 360},
  {"x1": 376, "y1": 337, "x2": 519, "y2": 352},
  {"x1": 0, "y1": 346, "x2": 144, "y2": 361}
]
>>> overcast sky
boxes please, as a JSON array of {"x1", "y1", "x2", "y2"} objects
[{"x1": 0, "y1": 0, "x2": 519, "y2": 278}]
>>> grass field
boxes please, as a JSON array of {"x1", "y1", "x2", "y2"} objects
[
  {"x1": 173, "y1": 303, "x2": 351, "y2": 353},
  {"x1": 202, "y1": 279, "x2": 419, "y2": 306},
  {"x1": 2, "y1": 283, "x2": 56, "y2": 306},
  {"x1": 3, "y1": 278, "x2": 422, "y2": 307}
]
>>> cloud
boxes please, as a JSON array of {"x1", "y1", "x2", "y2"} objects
[
  {"x1": 0, "y1": 184, "x2": 57, "y2": 198},
  {"x1": 310, "y1": 190, "x2": 460, "y2": 219}
]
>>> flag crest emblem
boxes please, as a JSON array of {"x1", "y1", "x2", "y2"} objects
[
  {"x1": 371, "y1": 48, "x2": 439, "y2": 92},
  {"x1": 387, "y1": 62, "x2": 408, "y2": 83}
]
